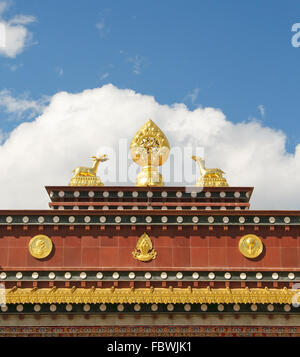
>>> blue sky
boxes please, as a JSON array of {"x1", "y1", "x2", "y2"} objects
[{"x1": 0, "y1": 0, "x2": 300, "y2": 150}]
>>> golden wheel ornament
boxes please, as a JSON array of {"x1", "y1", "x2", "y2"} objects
[
  {"x1": 239, "y1": 234, "x2": 263, "y2": 259},
  {"x1": 29, "y1": 235, "x2": 53, "y2": 259}
]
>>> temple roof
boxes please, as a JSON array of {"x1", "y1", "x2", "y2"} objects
[{"x1": 45, "y1": 185, "x2": 253, "y2": 211}]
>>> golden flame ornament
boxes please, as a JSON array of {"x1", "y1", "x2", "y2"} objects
[
  {"x1": 130, "y1": 119, "x2": 170, "y2": 186},
  {"x1": 132, "y1": 233, "x2": 157, "y2": 262}
]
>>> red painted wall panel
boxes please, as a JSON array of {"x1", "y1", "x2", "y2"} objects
[{"x1": 0, "y1": 226, "x2": 300, "y2": 270}]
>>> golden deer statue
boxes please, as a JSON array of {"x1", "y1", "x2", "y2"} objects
[
  {"x1": 69, "y1": 154, "x2": 108, "y2": 186},
  {"x1": 192, "y1": 155, "x2": 228, "y2": 187}
]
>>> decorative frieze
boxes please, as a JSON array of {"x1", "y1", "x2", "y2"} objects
[
  {"x1": 1, "y1": 213, "x2": 296, "y2": 226},
  {"x1": 2, "y1": 286, "x2": 298, "y2": 305},
  {"x1": 1, "y1": 270, "x2": 299, "y2": 282}
]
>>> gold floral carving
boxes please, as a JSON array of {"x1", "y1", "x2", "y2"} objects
[
  {"x1": 239, "y1": 234, "x2": 263, "y2": 259},
  {"x1": 28, "y1": 235, "x2": 53, "y2": 259},
  {"x1": 4, "y1": 286, "x2": 296, "y2": 304},
  {"x1": 132, "y1": 233, "x2": 157, "y2": 261}
]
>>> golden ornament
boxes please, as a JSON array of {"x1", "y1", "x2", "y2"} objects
[
  {"x1": 239, "y1": 234, "x2": 263, "y2": 259},
  {"x1": 192, "y1": 156, "x2": 228, "y2": 187},
  {"x1": 130, "y1": 119, "x2": 170, "y2": 186},
  {"x1": 4, "y1": 286, "x2": 296, "y2": 305},
  {"x1": 69, "y1": 154, "x2": 108, "y2": 186},
  {"x1": 29, "y1": 235, "x2": 53, "y2": 259},
  {"x1": 132, "y1": 232, "x2": 157, "y2": 262}
]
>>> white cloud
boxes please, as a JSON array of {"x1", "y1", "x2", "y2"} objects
[
  {"x1": 0, "y1": 89, "x2": 48, "y2": 119},
  {"x1": 8, "y1": 14, "x2": 35, "y2": 26},
  {"x1": 258, "y1": 104, "x2": 265, "y2": 117},
  {"x1": 0, "y1": 84, "x2": 299, "y2": 210},
  {"x1": 95, "y1": 8, "x2": 111, "y2": 38},
  {"x1": 96, "y1": 20, "x2": 105, "y2": 32},
  {"x1": 0, "y1": 0, "x2": 8, "y2": 16},
  {"x1": 127, "y1": 55, "x2": 144, "y2": 75},
  {"x1": 55, "y1": 67, "x2": 63, "y2": 76},
  {"x1": 99, "y1": 72, "x2": 109, "y2": 81},
  {"x1": 184, "y1": 88, "x2": 200, "y2": 105},
  {"x1": 0, "y1": 1, "x2": 36, "y2": 58},
  {"x1": 3, "y1": 61, "x2": 23, "y2": 71},
  {"x1": 120, "y1": 51, "x2": 146, "y2": 75},
  {"x1": 95, "y1": 19, "x2": 109, "y2": 38}
]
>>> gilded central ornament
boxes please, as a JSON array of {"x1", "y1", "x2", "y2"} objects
[
  {"x1": 239, "y1": 234, "x2": 263, "y2": 259},
  {"x1": 130, "y1": 119, "x2": 170, "y2": 186},
  {"x1": 29, "y1": 235, "x2": 53, "y2": 259},
  {"x1": 132, "y1": 233, "x2": 157, "y2": 262}
]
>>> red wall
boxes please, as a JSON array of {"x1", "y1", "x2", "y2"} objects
[{"x1": 0, "y1": 226, "x2": 299, "y2": 270}]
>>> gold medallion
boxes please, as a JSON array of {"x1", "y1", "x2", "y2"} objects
[
  {"x1": 239, "y1": 234, "x2": 263, "y2": 259},
  {"x1": 29, "y1": 235, "x2": 53, "y2": 259},
  {"x1": 132, "y1": 233, "x2": 157, "y2": 262}
]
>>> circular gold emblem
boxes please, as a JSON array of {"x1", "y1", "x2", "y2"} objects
[
  {"x1": 239, "y1": 234, "x2": 263, "y2": 259},
  {"x1": 29, "y1": 235, "x2": 53, "y2": 259}
]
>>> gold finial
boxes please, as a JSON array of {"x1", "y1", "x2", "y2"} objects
[
  {"x1": 130, "y1": 119, "x2": 170, "y2": 186},
  {"x1": 69, "y1": 154, "x2": 108, "y2": 186},
  {"x1": 192, "y1": 156, "x2": 228, "y2": 187},
  {"x1": 132, "y1": 232, "x2": 157, "y2": 261}
]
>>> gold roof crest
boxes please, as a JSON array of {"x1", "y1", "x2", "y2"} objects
[{"x1": 130, "y1": 119, "x2": 170, "y2": 186}]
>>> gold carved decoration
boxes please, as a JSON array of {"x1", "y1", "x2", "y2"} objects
[
  {"x1": 69, "y1": 154, "x2": 108, "y2": 186},
  {"x1": 132, "y1": 233, "x2": 157, "y2": 261},
  {"x1": 4, "y1": 286, "x2": 296, "y2": 304},
  {"x1": 28, "y1": 235, "x2": 53, "y2": 259},
  {"x1": 130, "y1": 119, "x2": 170, "y2": 186},
  {"x1": 239, "y1": 234, "x2": 263, "y2": 259},
  {"x1": 192, "y1": 156, "x2": 228, "y2": 187}
]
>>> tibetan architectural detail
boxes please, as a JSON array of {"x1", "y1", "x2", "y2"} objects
[
  {"x1": 28, "y1": 235, "x2": 53, "y2": 259},
  {"x1": 69, "y1": 154, "x2": 108, "y2": 186},
  {"x1": 239, "y1": 234, "x2": 263, "y2": 259},
  {"x1": 192, "y1": 156, "x2": 228, "y2": 187},
  {"x1": 132, "y1": 233, "x2": 157, "y2": 261},
  {"x1": 130, "y1": 119, "x2": 170, "y2": 186},
  {"x1": 0, "y1": 118, "x2": 300, "y2": 337},
  {"x1": 4, "y1": 287, "x2": 297, "y2": 304}
]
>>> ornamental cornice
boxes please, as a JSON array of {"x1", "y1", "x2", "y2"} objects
[{"x1": 4, "y1": 287, "x2": 297, "y2": 305}]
